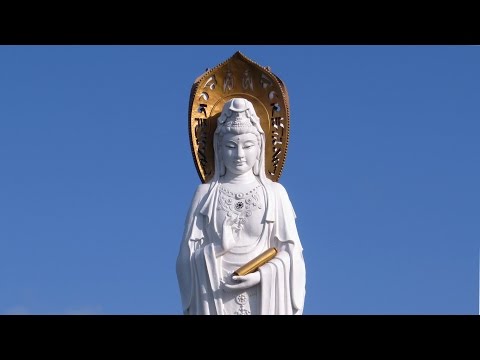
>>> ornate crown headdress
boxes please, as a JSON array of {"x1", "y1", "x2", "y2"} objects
[
  {"x1": 217, "y1": 98, "x2": 260, "y2": 129},
  {"x1": 188, "y1": 51, "x2": 290, "y2": 183}
]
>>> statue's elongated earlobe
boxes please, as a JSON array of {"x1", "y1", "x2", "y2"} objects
[{"x1": 253, "y1": 159, "x2": 259, "y2": 176}]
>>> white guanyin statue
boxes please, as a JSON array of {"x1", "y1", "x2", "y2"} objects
[{"x1": 176, "y1": 97, "x2": 306, "y2": 315}]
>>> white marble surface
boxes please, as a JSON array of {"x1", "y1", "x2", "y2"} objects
[{"x1": 177, "y1": 98, "x2": 306, "y2": 314}]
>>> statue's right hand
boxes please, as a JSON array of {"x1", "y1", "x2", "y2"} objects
[
  {"x1": 221, "y1": 215, "x2": 237, "y2": 253},
  {"x1": 222, "y1": 214, "x2": 241, "y2": 230}
]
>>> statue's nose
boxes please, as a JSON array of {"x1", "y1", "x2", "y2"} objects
[{"x1": 236, "y1": 146, "x2": 245, "y2": 158}]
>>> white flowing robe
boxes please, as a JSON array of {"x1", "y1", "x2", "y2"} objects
[{"x1": 176, "y1": 179, "x2": 306, "y2": 315}]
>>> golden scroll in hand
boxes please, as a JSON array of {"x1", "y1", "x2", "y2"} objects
[{"x1": 233, "y1": 247, "x2": 278, "y2": 276}]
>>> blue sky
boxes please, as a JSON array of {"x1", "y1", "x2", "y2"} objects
[{"x1": 0, "y1": 45, "x2": 478, "y2": 315}]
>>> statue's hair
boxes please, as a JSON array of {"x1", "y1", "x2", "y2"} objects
[{"x1": 211, "y1": 98, "x2": 267, "y2": 184}]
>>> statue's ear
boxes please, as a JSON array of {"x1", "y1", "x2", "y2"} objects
[
  {"x1": 219, "y1": 160, "x2": 226, "y2": 177},
  {"x1": 253, "y1": 158, "x2": 260, "y2": 176}
]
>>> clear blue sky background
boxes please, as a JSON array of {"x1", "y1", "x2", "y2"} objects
[{"x1": 0, "y1": 45, "x2": 478, "y2": 315}]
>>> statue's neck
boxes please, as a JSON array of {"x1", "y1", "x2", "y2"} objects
[{"x1": 220, "y1": 171, "x2": 257, "y2": 185}]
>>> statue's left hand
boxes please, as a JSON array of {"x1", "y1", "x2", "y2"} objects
[{"x1": 222, "y1": 272, "x2": 261, "y2": 292}]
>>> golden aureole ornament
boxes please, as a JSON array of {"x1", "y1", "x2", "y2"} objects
[{"x1": 188, "y1": 51, "x2": 290, "y2": 183}]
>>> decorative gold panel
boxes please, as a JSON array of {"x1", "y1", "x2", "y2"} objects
[{"x1": 188, "y1": 51, "x2": 290, "y2": 183}]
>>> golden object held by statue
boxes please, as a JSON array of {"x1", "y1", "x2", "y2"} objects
[{"x1": 233, "y1": 247, "x2": 278, "y2": 276}]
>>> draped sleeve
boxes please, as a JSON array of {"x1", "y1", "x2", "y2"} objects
[
  {"x1": 175, "y1": 184, "x2": 210, "y2": 313},
  {"x1": 263, "y1": 180, "x2": 306, "y2": 313}
]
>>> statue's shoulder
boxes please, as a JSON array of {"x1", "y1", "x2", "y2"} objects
[
  {"x1": 187, "y1": 183, "x2": 211, "y2": 210},
  {"x1": 193, "y1": 183, "x2": 210, "y2": 199},
  {"x1": 265, "y1": 179, "x2": 288, "y2": 195},
  {"x1": 267, "y1": 180, "x2": 295, "y2": 207}
]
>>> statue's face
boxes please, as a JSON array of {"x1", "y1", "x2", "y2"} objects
[{"x1": 221, "y1": 132, "x2": 259, "y2": 176}]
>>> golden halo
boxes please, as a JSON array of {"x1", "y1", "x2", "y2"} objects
[{"x1": 188, "y1": 51, "x2": 290, "y2": 183}]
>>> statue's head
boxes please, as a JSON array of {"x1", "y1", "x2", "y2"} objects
[{"x1": 213, "y1": 98, "x2": 266, "y2": 181}]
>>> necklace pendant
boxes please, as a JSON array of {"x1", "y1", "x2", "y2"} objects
[{"x1": 218, "y1": 184, "x2": 262, "y2": 225}]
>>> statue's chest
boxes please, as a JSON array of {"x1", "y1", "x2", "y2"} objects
[{"x1": 215, "y1": 184, "x2": 266, "y2": 242}]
